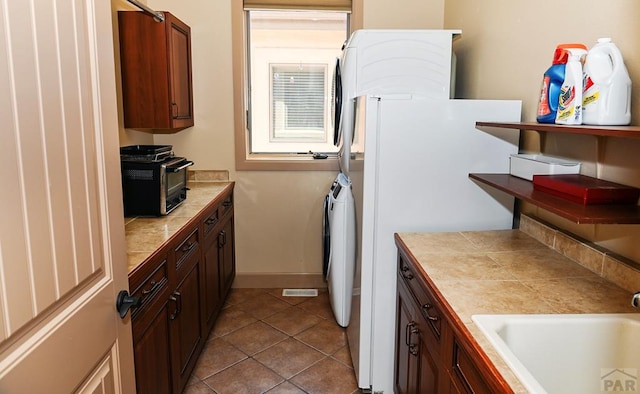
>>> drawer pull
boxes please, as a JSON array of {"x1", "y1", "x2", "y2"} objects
[
  {"x1": 180, "y1": 241, "x2": 197, "y2": 253},
  {"x1": 169, "y1": 291, "x2": 182, "y2": 320},
  {"x1": 223, "y1": 200, "x2": 232, "y2": 208},
  {"x1": 141, "y1": 280, "x2": 161, "y2": 295},
  {"x1": 205, "y1": 217, "x2": 219, "y2": 226},
  {"x1": 422, "y1": 303, "x2": 439, "y2": 322},
  {"x1": 400, "y1": 265, "x2": 414, "y2": 280}
]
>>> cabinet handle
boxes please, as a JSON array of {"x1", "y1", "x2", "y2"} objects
[
  {"x1": 205, "y1": 217, "x2": 219, "y2": 226},
  {"x1": 181, "y1": 241, "x2": 196, "y2": 253},
  {"x1": 223, "y1": 200, "x2": 232, "y2": 208},
  {"x1": 401, "y1": 265, "x2": 414, "y2": 280},
  {"x1": 141, "y1": 280, "x2": 161, "y2": 295},
  {"x1": 172, "y1": 102, "x2": 178, "y2": 118},
  {"x1": 422, "y1": 303, "x2": 439, "y2": 322},
  {"x1": 169, "y1": 291, "x2": 182, "y2": 320},
  {"x1": 218, "y1": 230, "x2": 226, "y2": 248},
  {"x1": 406, "y1": 321, "x2": 419, "y2": 357}
]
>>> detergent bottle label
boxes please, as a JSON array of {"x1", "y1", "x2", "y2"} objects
[
  {"x1": 537, "y1": 76, "x2": 551, "y2": 116},
  {"x1": 556, "y1": 86, "x2": 576, "y2": 121},
  {"x1": 582, "y1": 75, "x2": 599, "y2": 106}
]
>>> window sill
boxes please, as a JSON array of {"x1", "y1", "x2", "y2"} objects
[{"x1": 235, "y1": 153, "x2": 340, "y2": 171}]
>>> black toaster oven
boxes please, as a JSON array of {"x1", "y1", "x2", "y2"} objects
[{"x1": 120, "y1": 145, "x2": 194, "y2": 216}]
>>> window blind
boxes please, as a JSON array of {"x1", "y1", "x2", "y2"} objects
[
  {"x1": 244, "y1": 0, "x2": 351, "y2": 12},
  {"x1": 271, "y1": 65, "x2": 326, "y2": 137}
]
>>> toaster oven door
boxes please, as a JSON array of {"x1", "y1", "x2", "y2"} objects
[{"x1": 163, "y1": 159, "x2": 194, "y2": 214}]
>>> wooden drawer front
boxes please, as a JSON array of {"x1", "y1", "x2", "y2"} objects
[
  {"x1": 398, "y1": 256, "x2": 442, "y2": 340},
  {"x1": 220, "y1": 193, "x2": 233, "y2": 218},
  {"x1": 202, "y1": 206, "x2": 220, "y2": 239},
  {"x1": 175, "y1": 228, "x2": 199, "y2": 266},
  {"x1": 130, "y1": 256, "x2": 169, "y2": 319},
  {"x1": 451, "y1": 339, "x2": 491, "y2": 394}
]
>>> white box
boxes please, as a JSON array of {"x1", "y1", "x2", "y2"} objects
[{"x1": 509, "y1": 154, "x2": 581, "y2": 181}]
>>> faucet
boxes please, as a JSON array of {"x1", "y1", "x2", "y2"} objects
[{"x1": 632, "y1": 292, "x2": 640, "y2": 308}]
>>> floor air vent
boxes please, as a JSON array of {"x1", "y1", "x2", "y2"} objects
[{"x1": 282, "y1": 289, "x2": 318, "y2": 297}]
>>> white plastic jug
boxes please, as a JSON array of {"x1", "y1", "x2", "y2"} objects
[{"x1": 582, "y1": 38, "x2": 632, "y2": 125}]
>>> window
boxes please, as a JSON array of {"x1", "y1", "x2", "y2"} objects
[
  {"x1": 247, "y1": 10, "x2": 348, "y2": 154},
  {"x1": 232, "y1": 0, "x2": 358, "y2": 170},
  {"x1": 271, "y1": 64, "x2": 326, "y2": 141}
]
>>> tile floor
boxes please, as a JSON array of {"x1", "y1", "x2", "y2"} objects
[{"x1": 184, "y1": 288, "x2": 360, "y2": 394}]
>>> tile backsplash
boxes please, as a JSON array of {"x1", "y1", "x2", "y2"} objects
[
  {"x1": 188, "y1": 170, "x2": 229, "y2": 182},
  {"x1": 519, "y1": 214, "x2": 640, "y2": 293}
]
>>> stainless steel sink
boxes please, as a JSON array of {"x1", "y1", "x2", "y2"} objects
[{"x1": 472, "y1": 313, "x2": 640, "y2": 394}]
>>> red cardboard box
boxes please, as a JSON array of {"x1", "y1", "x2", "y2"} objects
[{"x1": 532, "y1": 174, "x2": 640, "y2": 205}]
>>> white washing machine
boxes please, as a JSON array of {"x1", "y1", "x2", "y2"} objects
[
  {"x1": 322, "y1": 173, "x2": 356, "y2": 327},
  {"x1": 331, "y1": 29, "x2": 461, "y2": 175}
]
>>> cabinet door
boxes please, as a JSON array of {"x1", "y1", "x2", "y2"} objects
[
  {"x1": 118, "y1": 11, "x2": 193, "y2": 130},
  {"x1": 167, "y1": 14, "x2": 193, "y2": 129},
  {"x1": 203, "y1": 233, "x2": 222, "y2": 331},
  {"x1": 133, "y1": 300, "x2": 173, "y2": 394},
  {"x1": 170, "y1": 253, "x2": 204, "y2": 393},
  {"x1": 418, "y1": 319, "x2": 441, "y2": 393},
  {"x1": 395, "y1": 278, "x2": 419, "y2": 394},
  {"x1": 219, "y1": 216, "x2": 236, "y2": 296}
]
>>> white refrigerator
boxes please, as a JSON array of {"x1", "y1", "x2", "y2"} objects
[{"x1": 347, "y1": 95, "x2": 521, "y2": 393}]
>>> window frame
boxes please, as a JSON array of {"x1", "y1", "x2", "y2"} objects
[{"x1": 232, "y1": 0, "x2": 362, "y2": 171}]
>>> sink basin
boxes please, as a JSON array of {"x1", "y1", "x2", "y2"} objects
[{"x1": 472, "y1": 314, "x2": 640, "y2": 394}]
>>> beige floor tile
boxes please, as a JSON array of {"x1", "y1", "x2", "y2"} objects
[
  {"x1": 290, "y1": 357, "x2": 358, "y2": 394},
  {"x1": 297, "y1": 291, "x2": 334, "y2": 320},
  {"x1": 192, "y1": 337, "x2": 247, "y2": 380},
  {"x1": 294, "y1": 319, "x2": 347, "y2": 355},
  {"x1": 264, "y1": 381, "x2": 307, "y2": 393},
  {"x1": 253, "y1": 337, "x2": 325, "y2": 379},
  {"x1": 263, "y1": 305, "x2": 323, "y2": 336},
  {"x1": 222, "y1": 321, "x2": 288, "y2": 355},
  {"x1": 225, "y1": 288, "x2": 270, "y2": 306},
  {"x1": 331, "y1": 345, "x2": 353, "y2": 368},
  {"x1": 210, "y1": 305, "x2": 258, "y2": 338},
  {"x1": 233, "y1": 293, "x2": 293, "y2": 320},
  {"x1": 204, "y1": 358, "x2": 284, "y2": 394},
  {"x1": 182, "y1": 381, "x2": 215, "y2": 394}
]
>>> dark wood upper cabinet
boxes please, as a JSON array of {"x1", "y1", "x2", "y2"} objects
[{"x1": 118, "y1": 11, "x2": 194, "y2": 130}]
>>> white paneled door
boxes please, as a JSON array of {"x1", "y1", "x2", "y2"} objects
[{"x1": 0, "y1": 0, "x2": 135, "y2": 392}]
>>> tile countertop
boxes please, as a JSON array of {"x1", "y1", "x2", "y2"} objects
[
  {"x1": 124, "y1": 181, "x2": 234, "y2": 274},
  {"x1": 395, "y1": 228, "x2": 637, "y2": 393}
]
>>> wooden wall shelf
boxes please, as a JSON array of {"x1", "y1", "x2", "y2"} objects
[
  {"x1": 470, "y1": 174, "x2": 640, "y2": 224},
  {"x1": 471, "y1": 122, "x2": 640, "y2": 224},
  {"x1": 476, "y1": 121, "x2": 640, "y2": 139}
]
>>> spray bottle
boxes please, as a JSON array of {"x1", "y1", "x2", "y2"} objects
[{"x1": 556, "y1": 46, "x2": 588, "y2": 124}]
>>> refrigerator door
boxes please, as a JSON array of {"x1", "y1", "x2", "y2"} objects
[{"x1": 348, "y1": 95, "x2": 521, "y2": 392}]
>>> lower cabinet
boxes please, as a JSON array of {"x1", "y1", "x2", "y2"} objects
[
  {"x1": 395, "y1": 256, "x2": 447, "y2": 393},
  {"x1": 130, "y1": 253, "x2": 173, "y2": 394},
  {"x1": 129, "y1": 185, "x2": 235, "y2": 393},
  {"x1": 170, "y1": 240, "x2": 204, "y2": 393},
  {"x1": 201, "y1": 189, "x2": 235, "y2": 333},
  {"x1": 394, "y1": 250, "x2": 511, "y2": 394},
  {"x1": 219, "y1": 214, "x2": 235, "y2": 296}
]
